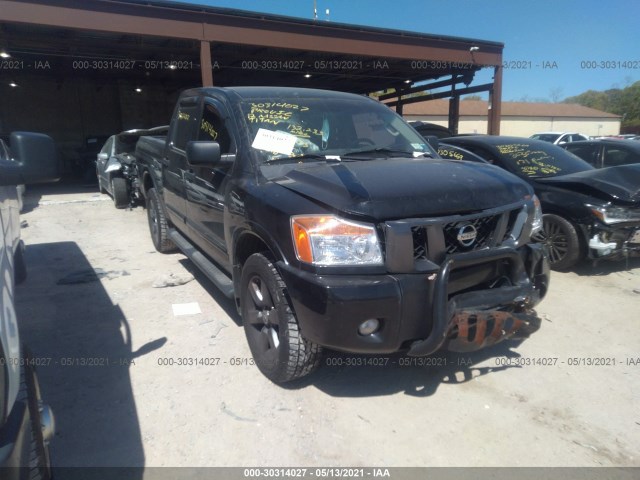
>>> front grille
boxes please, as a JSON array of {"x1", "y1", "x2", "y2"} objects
[
  {"x1": 443, "y1": 214, "x2": 500, "y2": 254},
  {"x1": 412, "y1": 226, "x2": 428, "y2": 260},
  {"x1": 404, "y1": 206, "x2": 523, "y2": 264}
]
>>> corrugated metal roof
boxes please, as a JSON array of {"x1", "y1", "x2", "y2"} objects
[{"x1": 401, "y1": 99, "x2": 621, "y2": 118}]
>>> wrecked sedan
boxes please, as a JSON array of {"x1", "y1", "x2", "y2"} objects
[
  {"x1": 440, "y1": 136, "x2": 640, "y2": 270},
  {"x1": 96, "y1": 126, "x2": 167, "y2": 208}
]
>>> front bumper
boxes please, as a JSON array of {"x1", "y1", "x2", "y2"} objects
[
  {"x1": 279, "y1": 243, "x2": 549, "y2": 355},
  {"x1": 586, "y1": 224, "x2": 640, "y2": 261}
]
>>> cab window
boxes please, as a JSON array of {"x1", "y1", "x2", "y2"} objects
[
  {"x1": 171, "y1": 100, "x2": 199, "y2": 151},
  {"x1": 197, "y1": 104, "x2": 233, "y2": 154}
]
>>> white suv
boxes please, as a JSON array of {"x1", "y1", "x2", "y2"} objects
[{"x1": 530, "y1": 132, "x2": 589, "y2": 145}]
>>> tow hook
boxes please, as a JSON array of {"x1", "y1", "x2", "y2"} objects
[
  {"x1": 589, "y1": 233, "x2": 617, "y2": 257},
  {"x1": 447, "y1": 310, "x2": 541, "y2": 352}
]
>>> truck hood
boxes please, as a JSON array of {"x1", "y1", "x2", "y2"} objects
[
  {"x1": 271, "y1": 158, "x2": 531, "y2": 220},
  {"x1": 535, "y1": 164, "x2": 640, "y2": 204}
]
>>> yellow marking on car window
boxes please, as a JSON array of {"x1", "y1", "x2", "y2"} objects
[
  {"x1": 246, "y1": 103, "x2": 310, "y2": 125},
  {"x1": 287, "y1": 124, "x2": 322, "y2": 139},
  {"x1": 497, "y1": 144, "x2": 563, "y2": 176},
  {"x1": 438, "y1": 148, "x2": 463, "y2": 160},
  {"x1": 200, "y1": 120, "x2": 218, "y2": 140}
]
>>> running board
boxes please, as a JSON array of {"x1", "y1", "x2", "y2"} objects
[{"x1": 168, "y1": 228, "x2": 235, "y2": 298}]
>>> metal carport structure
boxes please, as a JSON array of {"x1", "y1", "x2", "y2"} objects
[{"x1": 0, "y1": 0, "x2": 504, "y2": 147}]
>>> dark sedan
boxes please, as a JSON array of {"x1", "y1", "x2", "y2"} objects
[
  {"x1": 440, "y1": 136, "x2": 640, "y2": 270},
  {"x1": 96, "y1": 126, "x2": 168, "y2": 208},
  {"x1": 562, "y1": 139, "x2": 640, "y2": 168}
]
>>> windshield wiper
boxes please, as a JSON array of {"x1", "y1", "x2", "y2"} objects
[
  {"x1": 342, "y1": 148, "x2": 432, "y2": 159},
  {"x1": 264, "y1": 153, "x2": 340, "y2": 165}
]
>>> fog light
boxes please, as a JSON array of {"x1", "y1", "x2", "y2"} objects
[{"x1": 358, "y1": 319, "x2": 380, "y2": 336}]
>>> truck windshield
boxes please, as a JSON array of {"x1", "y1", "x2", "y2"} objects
[{"x1": 240, "y1": 97, "x2": 433, "y2": 163}]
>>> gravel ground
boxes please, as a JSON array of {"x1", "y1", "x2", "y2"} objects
[{"x1": 14, "y1": 184, "x2": 640, "y2": 471}]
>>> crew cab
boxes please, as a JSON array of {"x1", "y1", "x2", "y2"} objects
[{"x1": 136, "y1": 87, "x2": 550, "y2": 383}]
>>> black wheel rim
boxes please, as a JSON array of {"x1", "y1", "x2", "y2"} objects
[
  {"x1": 532, "y1": 217, "x2": 568, "y2": 265},
  {"x1": 244, "y1": 275, "x2": 280, "y2": 366}
]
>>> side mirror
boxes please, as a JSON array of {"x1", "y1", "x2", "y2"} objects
[
  {"x1": 425, "y1": 135, "x2": 439, "y2": 150},
  {"x1": 0, "y1": 132, "x2": 59, "y2": 186},
  {"x1": 97, "y1": 152, "x2": 109, "y2": 161},
  {"x1": 186, "y1": 141, "x2": 221, "y2": 166}
]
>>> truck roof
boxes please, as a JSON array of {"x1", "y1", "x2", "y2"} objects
[{"x1": 182, "y1": 86, "x2": 376, "y2": 103}]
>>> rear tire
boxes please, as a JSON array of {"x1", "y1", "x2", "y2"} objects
[
  {"x1": 532, "y1": 213, "x2": 582, "y2": 270},
  {"x1": 18, "y1": 358, "x2": 52, "y2": 480},
  {"x1": 14, "y1": 242, "x2": 27, "y2": 285},
  {"x1": 111, "y1": 177, "x2": 129, "y2": 209},
  {"x1": 240, "y1": 253, "x2": 322, "y2": 383},
  {"x1": 146, "y1": 188, "x2": 176, "y2": 253}
]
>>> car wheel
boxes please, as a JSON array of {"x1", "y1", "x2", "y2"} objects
[
  {"x1": 532, "y1": 213, "x2": 582, "y2": 270},
  {"x1": 111, "y1": 177, "x2": 129, "y2": 209},
  {"x1": 18, "y1": 361, "x2": 53, "y2": 480},
  {"x1": 240, "y1": 253, "x2": 322, "y2": 384},
  {"x1": 14, "y1": 241, "x2": 27, "y2": 285},
  {"x1": 146, "y1": 188, "x2": 176, "y2": 253}
]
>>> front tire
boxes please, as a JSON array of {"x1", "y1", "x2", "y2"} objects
[
  {"x1": 532, "y1": 213, "x2": 582, "y2": 270},
  {"x1": 146, "y1": 188, "x2": 176, "y2": 253},
  {"x1": 240, "y1": 253, "x2": 322, "y2": 383},
  {"x1": 111, "y1": 177, "x2": 129, "y2": 209}
]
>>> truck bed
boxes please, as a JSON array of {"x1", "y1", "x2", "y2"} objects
[{"x1": 135, "y1": 135, "x2": 166, "y2": 164}]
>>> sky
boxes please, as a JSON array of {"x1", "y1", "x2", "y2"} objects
[{"x1": 174, "y1": 0, "x2": 640, "y2": 102}]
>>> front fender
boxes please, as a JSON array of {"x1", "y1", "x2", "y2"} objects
[{"x1": 104, "y1": 158, "x2": 122, "y2": 174}]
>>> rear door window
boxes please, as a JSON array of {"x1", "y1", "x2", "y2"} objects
[
  {"x1": 565, "y1": 144, "x2": 600, "y2": 167},
  {"x1": 603, "y1": 145, "x2": 637, "y2": 167},
  {"x1": 170, "y1": 98, "x2": 200, "y2": 151}
]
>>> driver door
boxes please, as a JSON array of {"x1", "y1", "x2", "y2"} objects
[{"x1": 185, "y1": 99, "x2": 236, "y2": 268}]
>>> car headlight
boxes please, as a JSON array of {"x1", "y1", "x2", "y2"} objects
[
  {"x1": 586, "y1": 204, "x2": 640, "y2": 225},
  {"x1": 291, "y1": 215, "x2": 383, "y2": 266},
  {"x1": 530, "y1": 195, "x2": 543, "y2": 236}
]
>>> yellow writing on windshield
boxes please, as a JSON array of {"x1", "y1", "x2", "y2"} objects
[
  {"x1": 178, "y1": 112, "x2": 190, "y2": 121},
  {"x1": 287, "y1": 124, "x2": 322, "y2": 139},
  {"x1": 497, "y1": 144, "x2": 562, "y2": 176},
  {"x1": 247, "y1": 102, "x2": 310, "y2": 125}
]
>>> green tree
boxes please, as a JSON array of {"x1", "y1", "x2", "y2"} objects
[{"x1": 564, "y1": 81, "x2": 640, "y2": 131}]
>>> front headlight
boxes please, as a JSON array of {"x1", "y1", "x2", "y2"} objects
[
  {"x1": 530, "y1": 195, "x2": 543, "y2": 236},
  {"x1": 586, "y1": 204, "x2": 640, "y2": 225},
  {"x1": 291, "y1": 215, "x2": 383, "y2": 266}
]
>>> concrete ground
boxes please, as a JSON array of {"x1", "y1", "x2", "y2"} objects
[{"x1": 15, "y1": 183, "x2": 640, "y2": 470}]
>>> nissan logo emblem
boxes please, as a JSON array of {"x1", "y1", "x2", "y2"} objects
[{"x1": 457, "y1": 224, "x2": 477, "y2": 247}]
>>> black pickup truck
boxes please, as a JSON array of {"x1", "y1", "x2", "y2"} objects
[{"x1": 135, "y1": 87, "x2": 550, "y2": 383}]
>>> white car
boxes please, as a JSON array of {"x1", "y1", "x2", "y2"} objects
[{"x1": 530, "y1": 132, "x2": 589, "y2": 145}]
